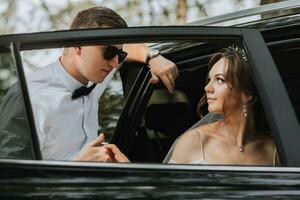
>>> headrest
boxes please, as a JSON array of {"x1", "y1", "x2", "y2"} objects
[{"x1": 145, "y1": 90, "x2": 193, "y2": 138}]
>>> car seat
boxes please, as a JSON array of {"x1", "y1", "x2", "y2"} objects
[{"x1": 144, "y1": 89, "x2": 194, "y2": 161}]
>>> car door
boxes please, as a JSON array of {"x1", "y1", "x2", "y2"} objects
[{"x1": 1, "y1": 26, "x2": 300, "y2": 199}]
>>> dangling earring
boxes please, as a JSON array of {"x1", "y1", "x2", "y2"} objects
[{"x1": 243, "y1": 103, "x2": 247, "y2": 117}]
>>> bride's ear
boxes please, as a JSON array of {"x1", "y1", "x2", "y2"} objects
[{"x1": 242, "y1": 93, "x2": 253, "y2": 104}]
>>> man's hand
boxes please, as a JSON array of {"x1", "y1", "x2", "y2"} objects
[
  {"x1": 148, "y1": 55, "x2": 178, "y2": 94},
  {"x1": 124, "y1": 44, "x2": 179, "y2": 94},
  {"x1": 74, "y1": 133, "x2": 113, "y2": 162}
]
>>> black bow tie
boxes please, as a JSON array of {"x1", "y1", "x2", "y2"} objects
[{"x1": 72, "y1": 83, "x2": 97, "y2": 99}]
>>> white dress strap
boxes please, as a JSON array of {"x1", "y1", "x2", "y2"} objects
[
  {"x1": 197, "y1": 129, "x2": 206, "y2": 163},
  {"x1": 273, "y1": 147, "x2": 277, "y2": 166}
]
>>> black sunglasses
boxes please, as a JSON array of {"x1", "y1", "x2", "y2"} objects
[{"x1": 103, "y1": 45, "x2": 128, "y2": 63}]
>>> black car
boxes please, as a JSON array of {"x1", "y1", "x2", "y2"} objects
[{"x1": 1, "y1": 1, "x2": 300, "y2": 199}]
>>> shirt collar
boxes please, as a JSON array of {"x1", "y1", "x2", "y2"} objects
[{"x1": 54, "y1": 58, "x2": 84, "y2": 93}]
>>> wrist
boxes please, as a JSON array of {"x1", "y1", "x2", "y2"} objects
[{"x1": 145, "y1": 49, "x2": 160, "y2": 65}]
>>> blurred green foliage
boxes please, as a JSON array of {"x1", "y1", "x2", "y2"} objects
[
  {"x1": 0, "y1": 53, "x2": 17, "y2": 99},
  {"x1": 99, "y1": 81, "x2": 125, "y2": 142}
]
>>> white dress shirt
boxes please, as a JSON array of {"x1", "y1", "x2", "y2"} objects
[{"x1": 27, "y1": 59, "x2": 116, "y2": 160}]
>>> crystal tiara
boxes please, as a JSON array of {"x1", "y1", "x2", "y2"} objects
[{"x1": 228, "y1": 45, "x2": 247, "y2": 62}]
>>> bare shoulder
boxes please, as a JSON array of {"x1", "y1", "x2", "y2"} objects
[
  {"x1": 173, "y1": 128, "x2": 200, "y2": 151},
  {"x1": 256, "y1": 133, "x2": 275, "y2": 147},
  {"x1": 170, "y1": 128, "x2": 201, "y2": 163},
  {"x1": 254, "y1": 132, "x2": 276, "y2": 156},
  {"x1": 170, "y1": 123, "x2": 215, "y2": 163}
]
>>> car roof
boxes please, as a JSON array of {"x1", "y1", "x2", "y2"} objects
[
  {"x1": 153, "y1": 0, "x2": 300, "y2": 62},
  {"x1": 188, "y1": 0, "x2": 300, "y2": 27}
]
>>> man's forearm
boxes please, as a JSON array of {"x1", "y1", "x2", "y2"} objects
[{"x1": 123, "y1": 43, "x2": 149, "y2": 63}]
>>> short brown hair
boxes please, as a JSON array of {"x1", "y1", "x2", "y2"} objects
[{"x1": 70, "y1": 6, "x2": 128, "y2": 29}]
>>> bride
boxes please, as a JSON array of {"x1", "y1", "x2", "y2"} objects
[{"x1": 165, "y1": 46, "x2": 279, "y2": 166}]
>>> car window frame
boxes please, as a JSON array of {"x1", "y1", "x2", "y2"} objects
[
  {"x1": 242, "y1": 29, "x2": 300, "y2": 166},
  {"x1": 0, "y1": 26, "x2": 299, "y2": 167},
  {"x1": 10, "y1": 43, "x2": 41, "y2": 160}
]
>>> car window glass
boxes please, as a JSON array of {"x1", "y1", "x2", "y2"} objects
[
  {"x1": 0, "y1": 49, "x2": 34, "y2": 159},
  {"x1": 98, "y1": 71, "x2": 124, "y2": 141}
]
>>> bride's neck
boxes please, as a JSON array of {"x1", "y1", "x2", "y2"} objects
[{"x1": 219, "y1": 108, "x2": 256, "y2": 147}]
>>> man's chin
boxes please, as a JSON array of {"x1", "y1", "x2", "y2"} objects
[{"x1": 93, "y1": 76, "x2": 105, "y2": 84}]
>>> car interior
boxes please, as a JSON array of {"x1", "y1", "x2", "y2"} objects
[
  {"x1": 119, "y1": 41, "x2": 274, "y2": 163},
  {"x1": 115, "y1": 34, "x2": 299, "y2": 164}
]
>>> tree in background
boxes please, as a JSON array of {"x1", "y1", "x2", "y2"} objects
[
  {"x1": 0, "y1": 0, "x2": 265, "y2": 74},
  {"x1": 0, "y1": 0, "x2": 265, "y2": 34}
]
